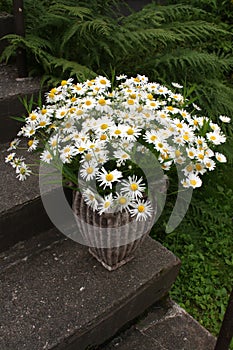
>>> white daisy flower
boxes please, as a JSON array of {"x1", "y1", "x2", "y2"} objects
[
  {"x1": 94, "y1": 76, "x2": 111, "y2": 89},
  {"x1": 129, "y1": 199, "x2": 153, "y2": 221},
  {"x1": 60, "y1": 145, "x2": 77, "y2": 163},
  {"x1": 121, "y1": 175, "x2": 145, "y2": 199},
  {"x1": 192, "y1": 103, "x2": 201, "y2": 111},
  {"x1": 26, "y1": 112, "x2": 40, "y2": 123},
  {"x1": 27, "y1": 138, "x2": 39, "y2": 152},
  {"x1": 83, "y1": 188, "x2": 99, "y2": 211},
  {"x1": 114, "y1": 193, "x2": 132, "y2": 212},
  {"x1": 23, "y1": 123, "x2": 37, "y2": 137},
  {"x1": 37, "y1": 115, "x2": 51, "y2": 129},
  {"x1": 97, "y1": 167, "x2": 122, "y2": 189},
  {"x1": 219, "y1": 115, "x2": 231, "y2": 123},
  {"x1": 40, "y1": 150, "x2": 53, "y2": 164},
  {"x1": 215, "y1": 152, "x2": 227, "y2": 163},
  {"x1": 5, "y1": 152, "x2": 16, "y2": 163},
  {"x1": 207, "y1": 131, "x2": 226, "y2": 145},
  {"x1": 8, "y1": 138, "x2": 21, "y2": 151},
  {"x1": 16, "y1": 162, "x2": 32, "y2": 181},
  {"x1": 10, "y1": 156, "x2": 25, "y2": 170},
  {"x1": 194, "y1": 163, "x2": 207, "y2": 175},
  {"x1": 113, "y1": 149, "x2": 130, "y2": 165},
  {"x1": 80, "y1": 162, "x2": 98, "y2": 181},
  {"x1": 55, "y1": 107, "x2": 68, "y2": 119},
  {"x1": 204, "y1": 158, "x2": 216, "y2": 171},
  {"x1": 186, "y1": 173, "x2": 202, "y2": 188},
  {"x1": 98, "y1": 193, "x2": 114, "y2": 215},
  {"x1": 171, "y1": 82, "x2": 183, "y2": 88},
  {"x1": 116, "y1": 74, "x2": 127, "y2": 80}
]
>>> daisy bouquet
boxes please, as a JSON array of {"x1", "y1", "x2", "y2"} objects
[{"x1": 5, "y1": 74, "x2": 229, "y2": 221}]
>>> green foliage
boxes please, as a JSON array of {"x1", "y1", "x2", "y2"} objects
[
  {"x1": 151, "y1": 165, "x2": 233, "y2": 347},
  {"x1": 0, "y1": 0, "x2": 12, "y2": 13},
  {"x1": 1, "y1": 1, "x2": 233, "y2": 118}
]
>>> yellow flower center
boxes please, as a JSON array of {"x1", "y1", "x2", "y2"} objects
[
  {"x1": 190, "y1": 179, "x2": 197, "y2": 186},
  {"x1": 100, "y1": 134, "x2": 107, "y2": 140},
  {"x1": 127, "y1": 99, "x2": 134, "y2": 105},
  {"x1": 104, "y1": 201, "x2": 111, "y2": 208},
  {"x1": 85, "y1": 154, "x2": 92, "y2": 161},
  {"x1": 28, "y1": 140, "x2": 33, "y2": 147},
  {"x1": 20, "y1": 168, "x2": 26, "y2": 175},
  {"x1": 61, "y1": 80, "x2": 67, "y2": 86},
  {"x1": 98, "y1": 99, "x2": 106, "y2": 106},
  {"x1": 87, "y1": 167, "x2": 94, "y2": 174},
  {"x1": 210, "y1": 135, "x2": 216, "y2": 141},
  {"x1": 100, "y1": 123, "x2": 108, "y2": 130},
  {"x1": 186, "y1": 165, "x2": 193, "y2": 172},
  {"x1": 76, "y1": 110, "x2": 83, "y2": 116},
  {"x1": 71, "y1": 97, "x2": 76, "y2": 102},
  {"x1": 130, "y1": 183, "x2": 138, "y2": 191},
  {"x1": 30, "y1": 114, "x2": 37, "y2": 121},
  {"x1": 150, "y1": 135, "x2": 157, "y2": 141},
  {"x1": 114, "y1": 129, "x2": 121, "y2": 135},
  {"x1": 106, "y1": 173, "x2": 114, "y2": 181},
  {"x1": 195, "y1": 164, "x2": 202, "y2": 171},
  {"x1": 65, "y1": 122, "x2": 72, "y2": 129},
  {"x1": 41, "y1": 109, "x2": 47, "y2": 115},
  {"x1": 134, "y1": 77, "x2": 140, "y2": 82},
  {"x1": 138, "y1": 205, "x2": 145, "y2": 213},
  {"x1": 130, "y1": 93, "x2": 137, "y2": 99},
  {"x1": 167, "y1": 106, "x2": 174, "y2": 111},
  {"x1": 119, "y1": 197, "x2": 127, "y2": 205},
  {"x1": 39, "y1": 121, "x2": 46, "y2": 127},
  {"x1": 127, "y1": 128, "x2": 134, "y2": 135},
  {"x1": 147, "y1": 93, "x2": 153, "y2": 100},
  {"x1": 78, "y1": 147, "x2": 85, "y2": 152},
  {"x1": 85, "y1": 100, "x2": 92, "y2": 106},
  {"x1": 100, "y1": 79, "x2": 107, "y2": 85}
]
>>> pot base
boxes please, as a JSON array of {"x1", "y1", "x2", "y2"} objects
[{"x1": 88, "y1": 247, "x2": 135, "y2": 271}]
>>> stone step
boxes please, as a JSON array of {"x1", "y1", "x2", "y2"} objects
[
  {"x1": 104, "y1": 299, "x2": 216, "y2": 350},
  {"x1": 0, "y1": 231, "x2": 181, "y2": 350},
  {"x1": 0, "y1": 142, "x2": 54, "y2": 252},
  {"x1": 0, "y1": 63, "x2": 42, "y2": 143}
]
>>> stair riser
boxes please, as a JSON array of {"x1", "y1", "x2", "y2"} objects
[
  {"x1": 0, "y1": 197, "x2": 53, "y2": 252},
  {"x1": 0, "y1": 92, "x2": 42, "y2": 143},
  {"x1": 0, "y1": 14, "x2": 14, "y2": 55}
]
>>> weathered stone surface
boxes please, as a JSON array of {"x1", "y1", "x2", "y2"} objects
[
  {"x1": 0, "y1": 234, "x2": 180, "y2": 350},
  {"x1": 0, "y1": 64, "x2": 42, "y2": 142},
  {"x1": 0, "y1": 143, "x2": 53, "y2": 252},
  {"x1": 104, "y1": 299, "x2": 216, "y2": 350}
]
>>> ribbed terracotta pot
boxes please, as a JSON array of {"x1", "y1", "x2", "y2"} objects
[{"x1": 72, "y1": 191, "x2": 154, "y2": 271}]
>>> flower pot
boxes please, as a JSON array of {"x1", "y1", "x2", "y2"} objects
[{"x1": 72, "y1": 190, "x2": 154, "y2": 271}]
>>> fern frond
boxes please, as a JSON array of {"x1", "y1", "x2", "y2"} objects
[
  {"x1": 48, "y1": 4, "x2": 92, "y2": 20},
  {"x1": 50, "y1": 57, "x2": 96, "y2": 81}
]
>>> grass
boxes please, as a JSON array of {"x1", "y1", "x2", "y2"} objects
[{"x1": 151, "y1": 165, "x2": 233, "y2": 348}]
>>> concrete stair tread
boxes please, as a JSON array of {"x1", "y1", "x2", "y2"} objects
[
  {"x1": 0, "y1": 233, "x2": 180, "y2": 350},
  {"x1": 0, "y1": 142, "x2": 40, "y2": 215},
  {"x1": 104, "y1": 299, "x2": 216, "y2": 350},
  {"x1": 0, "y1": 64, "x2": 41, "y2": 100},
  {"x1": 0, "y1": 143, "x2": 54, "y2": 251}
]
